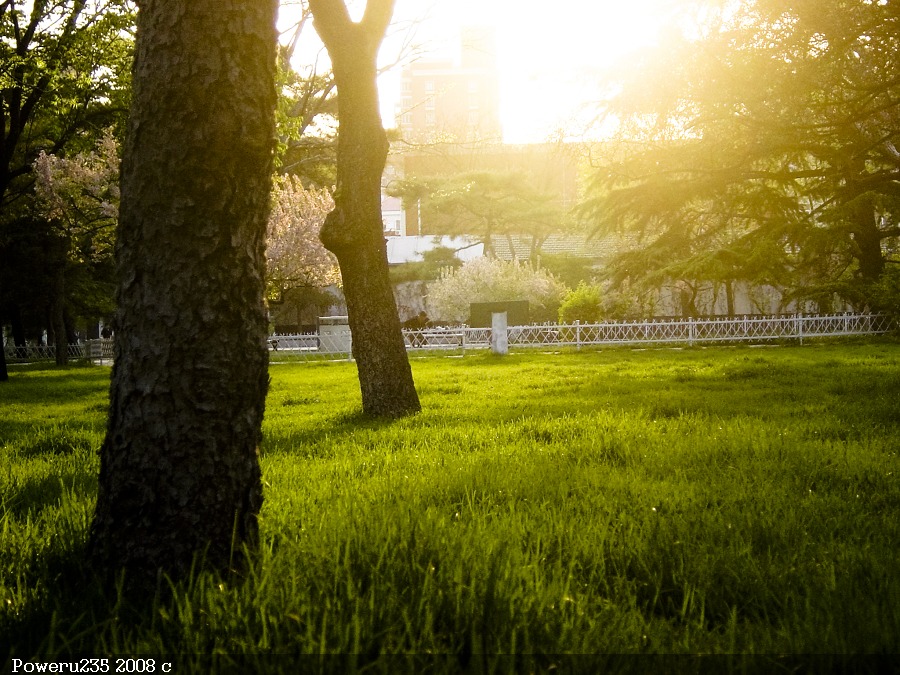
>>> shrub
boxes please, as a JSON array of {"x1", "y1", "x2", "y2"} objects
[
  {"x1": 558, "y1": 282, "x2": 603, "y2": 323},
  {"x1": 870, "y1": 265, "x2": 900, "y2": 314},
  {"x1": 426, "y1": 257, "x2": 566, "y2": 323}
]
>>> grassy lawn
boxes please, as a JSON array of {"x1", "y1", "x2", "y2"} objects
[{"x1": 1, "y1": 342, "x2": 899, "y2": 672}]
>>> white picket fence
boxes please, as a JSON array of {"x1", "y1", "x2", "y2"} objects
[
  {"x1": 3, "y1": 339, "x2": 115, "y2": 364},
  {"x1": 4, "y1": 314, "x2": 893, "y2": 365},
  {"x1": 268, "y1": 313, "x2": 895, "y2": 362}
]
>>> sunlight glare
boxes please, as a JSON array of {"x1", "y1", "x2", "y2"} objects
[
  {"x1": 280, "y1": 0, "x2": 683, "y2": 144},
  {"x1": 387, "y1": 0, "x2": 681, "y2": 143}
]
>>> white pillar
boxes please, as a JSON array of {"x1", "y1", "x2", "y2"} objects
[{"x1": 491, "y1": 311, "x2": 508, "y2": 355}]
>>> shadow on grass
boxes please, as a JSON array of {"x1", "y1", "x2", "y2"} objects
[
  {"x1": 2, "y1": 543, "x2": 119, "y2": 658},
  {"x1": 4, "y1": 545, "x2": 244, "y2": 662},
  {"x1": 262, "y1": 408, "x2": 411, "y2": 459},
  {"x1": 4, "y1": 530, "x2": 897, "y2": 673},
  {"x1": 3, "y1": 471, "x2": 98, "y2": 520}
]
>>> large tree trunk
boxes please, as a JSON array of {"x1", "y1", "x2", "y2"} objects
[
  {"x1": 49, "y1": 266, "x2": 68, "y2": 366},
  {"x1": 88, "y1": 0, "x2": 278, "y2": 585},
  {"x1": 849, "y1": 196, "x2": 885, "y2": 284},
  {"x1": 10, "y1": 306, "x2": 28, "y2": 358},
  {"x1": 0, "y1": 305, "x2": 7, "y2": 382},
  {"x1": 310, "y1": 0, "x2": 420, "y2": 418},
  {"x1": 0, "y1": 284, "x2": 7, "y2": 382},
  {"x1": 725, "y1": 280, "x2": 735, "y2": 317}
]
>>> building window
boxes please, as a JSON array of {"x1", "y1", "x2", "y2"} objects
[{"x1": 424, "y1": 79, "x2": 435, "y2": 93}]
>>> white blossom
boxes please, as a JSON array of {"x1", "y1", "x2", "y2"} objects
[
  {"x1": 32, "y1": 129, "x2": 120, "y2": 263},
  {"x1": 266, "y1": 175, "x2": 340, "y2": 301},
  {"x1": 426, "y1": 257, "x2": 566, "y2": 323}
]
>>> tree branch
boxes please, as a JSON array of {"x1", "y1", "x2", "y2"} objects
[
  {"x1": 307, "y1": 0, "x2": 353, "y2": 54},
  {"x1": 361, "y1": 0, "x2": 394, "y2": 45},
  {"x1": 21, "y1": 0, "x2": 47, "y2": 54},
  {"x1": 309, "y1": 0, "x2": 394, "y2": 61},
  {"x1": 281, "y1": 2, "x2": 312, "y2": 61},
  {"x1": 0, "y1": 0, "x2": 13, "y2": 23}
]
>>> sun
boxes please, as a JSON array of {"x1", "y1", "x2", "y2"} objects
[
  {"x1": 498, "y1": 1, "x2": 678, "y2": 142},
  {"x1": 380, "y1": 0, "x2": 680, "y2": 143}
]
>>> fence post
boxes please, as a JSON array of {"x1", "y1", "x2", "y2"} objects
[
  {"x1": 576, "y1": 320, "x2": 581, "y2": 350},
  {"x1": 491, "y1": 312, "x2": 509, "y2": 355},
  {"x1": 86, "y1": 339, "x2": 99, "y2": 364},
  {"x1": 798, "y1": 313, "x2": 804, "y2": 345},
  {"x1": 689, "y1": 317, "x2": 696, "y2": 347},
  {"x1": 461, "y1": 327, "x2": 466, "y2": 356}
]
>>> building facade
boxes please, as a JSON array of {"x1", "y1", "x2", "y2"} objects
[{"x1": 397, "y1": 27, "x2": 502, "y2": 144}]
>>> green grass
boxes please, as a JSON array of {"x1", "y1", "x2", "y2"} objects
[{"x1": 2, "y1": 343, "x2": 900, "y2": 672}]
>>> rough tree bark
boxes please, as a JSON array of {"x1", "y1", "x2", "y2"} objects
[
  {"x1": 848, "y1": 195, "x2": 886, "y2": 284},
  {"x1": 309, "y1": 0, "x2": 420, "y2": 418},
  {"x1": 50, "y1": 266, "x2": 68, "y2": 366},
  {"x1": 0, "y1": 316, "x2": 7, "y2": 381},
  {"x1": 88, "y1": 0, "x2": 278, "y2": 585}
]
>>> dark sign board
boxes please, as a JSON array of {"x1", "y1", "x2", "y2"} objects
[{"x1": 469, "y1": 300, "x2": 529, "y2": 328}]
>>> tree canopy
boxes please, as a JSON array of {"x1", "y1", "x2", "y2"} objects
[
  {"x1": 27, "y1": 131, "x2": 120, "y2": 362},
  {"x1": 0, "y1": 0, "x2": 134, "y2": 209},
  {"x1": 1, "y1": 0, "x2": 134, "y2": 377},
  {"x1": 580, "y1": 0, "x2": 900, "y2": 312},
  {"x1": 390, "y1": 170, "x2": 564, "y2": 262}
]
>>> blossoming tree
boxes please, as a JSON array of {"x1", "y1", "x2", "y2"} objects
[{"x1": 266, "y1": 175, "x2": 340, "y2": 303}]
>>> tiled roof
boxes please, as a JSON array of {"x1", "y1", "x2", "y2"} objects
[{"x1": 490, "y1": 234, "x2": 624, "y2": 261}]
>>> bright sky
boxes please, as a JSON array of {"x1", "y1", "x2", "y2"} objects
[{"x1": 280, "y1": 0, "x2": 684, "y2": 144}]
